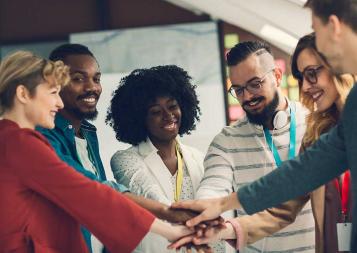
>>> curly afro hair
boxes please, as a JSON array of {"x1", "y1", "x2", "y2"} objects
[{"x1": 106, "y1": 65, "x2": 201, "y2": 145}]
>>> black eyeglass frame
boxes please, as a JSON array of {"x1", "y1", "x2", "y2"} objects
[
  {"x1": 228, "y1": 68, "x2": 275, "y2": 99},
  {"x1": 297, "y1": 65, "x2": 324, "y2": 85}
]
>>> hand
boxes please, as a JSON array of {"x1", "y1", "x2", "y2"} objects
[
  {"x1": 185, "y1": 243, "x2": 214, "y2": 253},
  {"x1": 165, "y1": 223, "x2": 194, "y2": 242},
  {"x1": 167, "y1": 234, "x2": 213, "y2": 253},
  {"x1": 150, "y1": 218, "x2": 194, "y2": 242},
  {"x1": 171, "y1": 192, "x2": 240, "y2": 227},
  {"x1": 168, "y1": 222, "x2": 228, "y2": 249},
  {"x1": 163, "y1": 207, "x2": 200, "y2": 224}
]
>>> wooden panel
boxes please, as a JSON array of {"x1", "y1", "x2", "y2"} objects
[
  {"x1": 0, "y1": 0, "x2": 100, "y2": 43},
  {"x1": 108, "y1": 0, "x2": 209, "y2": 29},
  {"x1": 0, "y1": 0, "x2": 209, "y2": 44}
]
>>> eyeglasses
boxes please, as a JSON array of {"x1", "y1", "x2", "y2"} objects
[
  {"x1": 229, "y1": 69, "x2": 275, "y2": 98},
  {"x1": 298, "y1": 65, "x2": 324, "y2": 85}
]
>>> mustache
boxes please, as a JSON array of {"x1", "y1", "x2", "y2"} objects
[
  {"x1": 77, "y1": 91, "x2": 100, "y2": 100},
  {"x1": 242, "y1": 96, "x2": 264, "y2": 107}
]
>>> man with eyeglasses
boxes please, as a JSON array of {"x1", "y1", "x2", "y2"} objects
[
  {"x1": 171, "y1": 1, "x2": 357, "y2": 252},
  {"x1": 195, "y1": 41, "x2": 315, "y2": 252}
]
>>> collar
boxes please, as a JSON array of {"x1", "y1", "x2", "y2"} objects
[
  {"x1": 138, "y1": 137, "x2": 182, "y2": 157},
  {"x1": 55, "y1": 114, "x2": 97, "y2": 132}
]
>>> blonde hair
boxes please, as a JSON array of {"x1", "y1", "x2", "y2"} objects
[
  {"x1": 300, "y1": 52, "x2": 355, "y2": 146},
  {"x1": 0, "y1": 50, "x2": 70, "y2": 115}
]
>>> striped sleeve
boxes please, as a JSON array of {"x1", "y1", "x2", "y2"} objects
[{"x1": 196, "y1": 132, "x2": 235, "y2": 199}]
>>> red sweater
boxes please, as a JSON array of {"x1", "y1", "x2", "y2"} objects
[{"x1": 0, "y1": 119, "x2": 154, "y2": 253}]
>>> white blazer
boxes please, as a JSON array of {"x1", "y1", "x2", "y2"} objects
[{"x1": 111, "y1": 138, "x2": 204, "y2": 253}]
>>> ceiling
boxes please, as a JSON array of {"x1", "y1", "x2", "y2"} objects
[{"x1": 164, "y1": 0, "x2": 312, "y2": 53}]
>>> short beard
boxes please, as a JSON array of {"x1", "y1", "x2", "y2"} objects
[
  {"x1": 71, "y1": 107, "x2": 99, "y2": 121},
  {"x1": 245, "y1": 92, "x2": 279, "y2": 126}
]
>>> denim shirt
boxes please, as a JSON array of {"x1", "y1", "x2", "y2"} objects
[{"x1": 37, "y1": 114, "x2": 128, "y2": 252}]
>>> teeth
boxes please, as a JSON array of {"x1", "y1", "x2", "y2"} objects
[
  {"x1": 312, "y1": 91, "x2": 323, "y2": 100},
  {"x1": 164, "y1": 123, "x2": 175, "y2": 130},
  {"x1": 249, "y1": 100, "x2": 259, "y2": 106},
  {"x1": 83, "y1": 97, "x2": 96, "y2": 103}
]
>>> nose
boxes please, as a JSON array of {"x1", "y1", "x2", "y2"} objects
[
  {"x1": 57, "y1": 95, "x2": 64, "y2": 109},
  {"x1": 241, "y1": 88, "x2": 255, "y2": 102},
  {"x1": 84, "y1": 79, "x2": 101, "y2": 92},
  {"x1": 162, "y1": 109, "x2": 174, "y2": 120},
  {"x1": 301, "y1": 78, "x2": 312, "y2": 93}
]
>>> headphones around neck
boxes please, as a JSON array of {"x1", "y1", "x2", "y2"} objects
[{"x1": 272, "y1": 110, "x2": 289, "y2": 130}]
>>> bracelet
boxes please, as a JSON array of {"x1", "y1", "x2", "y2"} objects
[{"x1": 225, "y1": 219, "x2": 244, "y2": 250}]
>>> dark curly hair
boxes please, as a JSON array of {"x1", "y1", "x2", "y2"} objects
[{"x1": 106, "y1": 65, "x2": 201, "y2": 145}]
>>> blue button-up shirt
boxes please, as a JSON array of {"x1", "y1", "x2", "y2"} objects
[{"x1": 37, "y1": 114, "x2": 128, "y2": 252}]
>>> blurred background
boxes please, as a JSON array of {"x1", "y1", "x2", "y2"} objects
[{"x1": 0, "y1": 0, "x2": 311, "y2": 179}]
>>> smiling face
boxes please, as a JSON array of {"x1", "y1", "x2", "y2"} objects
[
  {"x1": 25, "y1": 77, "x2": 64, "y2": 129},
  {"x1": 229, "y1": 53, "x2": 281, "y2": 125},
  {"x1": 146, "y1": 96, "x2": 181, "y2": 144},
  {"x1": 297, "y1": 48, "x2": 340, "y2": 112},
  {"x1": 59, "y1": 54, "x2": 102, "y2": 121}
]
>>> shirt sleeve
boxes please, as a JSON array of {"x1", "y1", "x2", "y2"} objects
[
  {"x1": 111, "y1": 150, "x2": 170, "y2": 205},
  {"x1": 239, "y1": 123, "x2": 347, "y2": 215},
  {"x1": 196, "y1": 133, "x2": 235, "y2": 199},
  {"x1": 6, "y1": 131, "x2": 154, "y2": 253}
]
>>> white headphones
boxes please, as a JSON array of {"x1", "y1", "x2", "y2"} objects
[{"x1": 272, "y1": 110, "x2": 289, "y2": 130}]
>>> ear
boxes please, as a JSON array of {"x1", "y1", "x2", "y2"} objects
[
  {"x1": 328, "y1": 15, "x2": 342, "y2": 41},
  {"x1": 15, "y1": 85, "x2": 31, "y2": 104},
  {"x1": 273, "y1": 68, "x2": 283, "y2": 87}
]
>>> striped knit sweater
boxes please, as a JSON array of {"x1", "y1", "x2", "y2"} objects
[{"x1": 197, "y1": 101, "x2": 315, "y2": 253}]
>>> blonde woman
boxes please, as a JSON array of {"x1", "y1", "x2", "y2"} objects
[
  {"x1": 291, "y1": 33, "x2": 355, "y2": 253},
  {"x1": 0, "y1": 51, "x2": 193, "y2": 253}
]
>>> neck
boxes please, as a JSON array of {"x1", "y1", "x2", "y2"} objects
[
  {"x1": 265, "y1": 95, "x2": 288, "y2": 130},
  {"x1": 59, "y1": 110, "x2": 82, "y2": 137},
  {"x1": 151, "y1": 138, "x2": 177, "y2": 159},
  {"x1": 2, "y1": 108, "x2": 35, "y2": 129}
]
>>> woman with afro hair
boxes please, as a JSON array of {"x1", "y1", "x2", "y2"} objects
[{"x1": 106, "y1": 65, "x2": 214, "y2": 253}]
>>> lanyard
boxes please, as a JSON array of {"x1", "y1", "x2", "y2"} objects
[
  {"x1": 334, "y1": 170, "x2": 351, "y2": 221},
  {"x1": 174, "y1": 144, "x2": 184, "y2": 202},
  {"x1": 263, "y1": 105, "x2": 296, "y2": 167}
]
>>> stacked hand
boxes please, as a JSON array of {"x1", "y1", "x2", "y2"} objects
[
  {"x1": 165, "y1": 193, "x2": 241, "y2": 251},
  {"x1": 163, "y1": 207, "x2": 224, "y2": 252},
  {"x1": 167, "y1": 216, "x2": 228, "y2": 251}
]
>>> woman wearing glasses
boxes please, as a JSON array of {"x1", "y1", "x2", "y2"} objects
[{"x1": 291, "y1": 33, "x2": 355, "y2": 253}]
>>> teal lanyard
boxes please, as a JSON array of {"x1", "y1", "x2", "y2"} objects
[{"x1": 263, "y1": 104, "x2": 296, "y2": 167}]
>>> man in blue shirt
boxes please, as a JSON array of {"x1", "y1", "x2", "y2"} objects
[{"x1": 38, "y1": 44, "x2": 198, "y2": 253}]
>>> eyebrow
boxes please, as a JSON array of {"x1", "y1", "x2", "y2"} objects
[
  {"x1": 70, "y1": 70, "x2": 101, "y2": 76},
  {"x1": 231, "y1": 76, "x2": 261, "y2": 87}
]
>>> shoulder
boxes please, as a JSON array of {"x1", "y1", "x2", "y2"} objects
[
  {"x1": 180, "y1": 143, "x2": 203, "y2": 155},
  {"x1": 179, "y1": 143, "x2": 205, "y2": 161},
  {"x1": 8, "y1": 127, "x2": 51, "y2": 149},
  {"x1": 2, "y1": 127, "x2": 55, "y2": 167},
  {"x1": 110, "y1": 146, "x2": 142, "y2": 167},
  {"x1": 291, "y1": 101, "x2": 309, "y2": 115},
  {"x1": 211, "y1": 117, "x2": 252, "y2": 143}
]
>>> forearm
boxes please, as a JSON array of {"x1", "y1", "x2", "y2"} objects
[
  {"x1": 124, "y1": 192, "x2": 167, "y2": 220},
  {"x1": 222, "y1": 192, "x2": 241, "y2": 212},
  {"x1": 150, "y1": 218, "x2": 193, "y2": 242}
]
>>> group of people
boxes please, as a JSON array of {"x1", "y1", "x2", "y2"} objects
[{"x1": 1, "y1": 0, "x2": 357, "y2": 252}]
